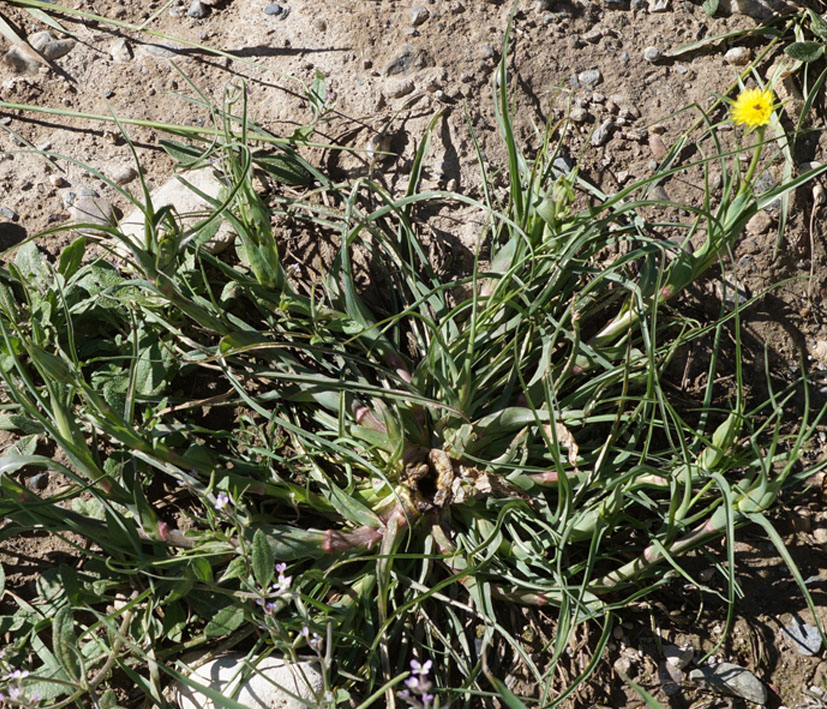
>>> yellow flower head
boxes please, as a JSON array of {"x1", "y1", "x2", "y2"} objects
[{"x1": 731, "y1": 87, "x2": 774, "y2": 128}]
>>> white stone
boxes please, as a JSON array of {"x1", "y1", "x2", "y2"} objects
[
  {"x1": 724, "y1": 47, "x2": 751, "y2": 65},
  {"x1": 118, "y1": 167, "x2": 236, "y2": 256},
  {"x1": 171, "y1": 654, "x2": 324, "y2": 709}
]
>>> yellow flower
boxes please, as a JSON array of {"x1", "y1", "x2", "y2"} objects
[{"x1": 730, "y1": 87, "x2": 774, "y2": 128}]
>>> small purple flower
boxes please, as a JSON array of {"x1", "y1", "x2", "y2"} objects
[
  {"x1": 9, "y1": 670, "x2": 29, "y2": 680},
  {"x1": 214, "y1": 491, "x2": 230, "y2": 510},
  {"x1": 404, "y1": 676, "x2": 419, "y2": 690},
  {"x1": 422, "y1": 693, "x2": 434, "y2": 707},
  {"x1": 410, "y1": 659, "x2": 432, "y2": 676}
]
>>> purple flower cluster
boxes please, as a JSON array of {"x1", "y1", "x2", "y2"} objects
[
  {"x1": 255, "y1": 562, "x2": 293, "y2": 614},
  {"x1": 399, "y1": 658, "x2": 435, "y2": 708}
]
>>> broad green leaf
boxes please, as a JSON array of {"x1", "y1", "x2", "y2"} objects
[
  {"x1": 808, "y1": 9, "x2": 827, "y2": 40},
  {"x1": 218, "y1": 556, "x2": 247, "y2": 583},
  {"x1": 52, "y1": 605, "x2": 80, "y2": 682},
  {"x1": 702, "y1": 0, "x2": 719, "y2": 15},
  {"x1": 160, "y1": 139, "x2": 204, "y2": 166},
  {"x1": 254, "y1": 151, "x2": 314, "y2": 185},
  {"x1": 786, "y1": 41, "x2": 824, "y2": 63},
  {"x1": 0, "y1": 414, "x2": 45, "y2": 434},
  {"x1": 57, "y1": 235, "x2": 86, "y2": 278},
  {"x1": 13, "y1": 241, "x2": 50, "y2": 289},
  {"x1": 252, "y1": 528, "x2": 275, "y2": 588},
  {"x1": 204, "y1": 603, "x2": 245, "y2": 638}
]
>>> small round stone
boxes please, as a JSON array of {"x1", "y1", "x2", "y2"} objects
[
  {"x1": 724, "y1": 47, "x2": 751, "y2": 65},
  {"x1": 264, "y1": 3, "x2": 282, "y2": 15},
  {"x1": 643, "y1": 46, "x2": 662, "y2": 63}
]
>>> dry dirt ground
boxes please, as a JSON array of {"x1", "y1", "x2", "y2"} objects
[{"x1": 4, "y1": 0, "x2": 827, "y2": 706}]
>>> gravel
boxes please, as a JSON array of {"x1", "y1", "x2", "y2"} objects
[{"x1": 0, "y1": 206, "x2": 18, "y2": 221}]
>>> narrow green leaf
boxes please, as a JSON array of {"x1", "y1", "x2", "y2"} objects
[
  {"x1": 251, "y1": 528, "x2": 275, "y2": 588},
  {"x1": 0, "y1": 563, "x2": 5, "y2": 598},
  {"x1": 204, "y1": 603, "x2": 245, "y2": 638},
  {"x1": 786, "y1": 41, "x2": 824, "y2": 63},
  {"x1": 489, "y1": 677, "x2": 531, "y2": 709},
  {"x1": 52, "y1": 605, "x2": 80, "y2": 681}
]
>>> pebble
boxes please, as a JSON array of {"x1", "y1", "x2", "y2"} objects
[
  {"x1": 171, "y1": 653, "x2": 323, "y2": 709},
  {"x1": 552, "y1": 155, "x2": 573, "y2": 176},
  {"x1": 109, "y1": 38, "x2": 133, "y2": 63},
  {"x1": 781, "y1": 621, "x2": 822, "y2": 656},
  {"x1": 410, "y1": 6, "x2": 430, "y2": 25},
  {"x1": 264, "y1": 3, "x2": 282, "y2": 15},
  {"x1": 187, "y1": 0, "x2": 209, "y2": 18},
  {"x1": 583, "y1": 28, "x2": 603, "y2": 43},
  {"x1": 0, "y1": 206, "x2": 18, "y2": 221},
  {"x1": 724, "y1": 46, "x2": 751, "y2": 65},
  {"x1": 745, "y1": 210, "x2": 773, "y2": 236},
  {"x1": 649, "y1": 134, "x2": 667, "y2": 157},
  {"x1": 29, "y1": 31, "x2": 75, "y2": 60},
  {"x1": 643, "y1": 46, "x2": 662, "y2": 63},
  {"x1": 49, "y1": 174, "x2": 66, "y2": 187},
  {"x1": 3, "y1": 46, "x2": 41, "y2": 74},
  {"x1": 69, "y1": 195, "x2": 115, "y2": 236},
  {"x1": 591, "y1": 118, "x2": 614, "y2": 146},
  {"x1": 578, "y1": 68, "x2": 602, "y2": 87},
  {"x1": 387, "y1": 78, "x2": 415, "y2": 98},
  {"x1": 648, "y1": 0, "x2": 670, "y2": 9},
  {"x1": 688, "y1": 662, "x2": 767, "y2": 704},
  {"x1": 658, "y1": 660, "x2": 683, "y2": 696},
  {"x1": 570, "y1": 105, "x2": 590, "y2": 123},
  {"x1": 663, "y1": 644, "x2": 694, "y2": 669},
  {"x1": 112, "y1": 166, "x2": 138, "y2": 186}
]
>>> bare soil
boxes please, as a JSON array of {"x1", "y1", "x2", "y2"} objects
[{"x1": 3, "y1": 0, "x2": 827, "y2": 706}]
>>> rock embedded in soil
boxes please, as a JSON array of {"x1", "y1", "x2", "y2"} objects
[
  {"x1": 3, "y1": 46, "x2": 41, "y2": 74},
  {"x1": 70, "y1": 195, "x2": 115, "y2": 236},
  {"x1": 663, "y1": 644, "x2": 694, "y2": 669},
  {"x1": 410, "y1": 6, "x2": 430, "y2": 25},
  {"x1": 781, "y1": 621, "x2": 822, "y2": 656},
  {"x1": 118, "y1": 167, "x2": 236, "y2": 256},
  {"x1": 387, "y1": 78, "x2": 415, "y2": 98},
  {"x1": 578, "y1": 68, "x2": 602, "y2": 87},
  {"x1": 688, "y1": 662, "x2": 767, "y2": 704},
  {"x1": 112, "y1": 165, "x2": 139, "y2": 186},
  {"x1": 187, "y1": 0, "x2": 209, "y2": 18},
  {"x1": 109, "y1": 38, "x2": 133, "y2": 63},
  {"x1": 648, "y1": 0, "x2": 669, "y2": 10},
  {"x1": 171, "y1": 653, "x2": 323, "y2": 709},
  {"x1": 29, "y1": 31, "x2": 75, "y2": 61}
]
